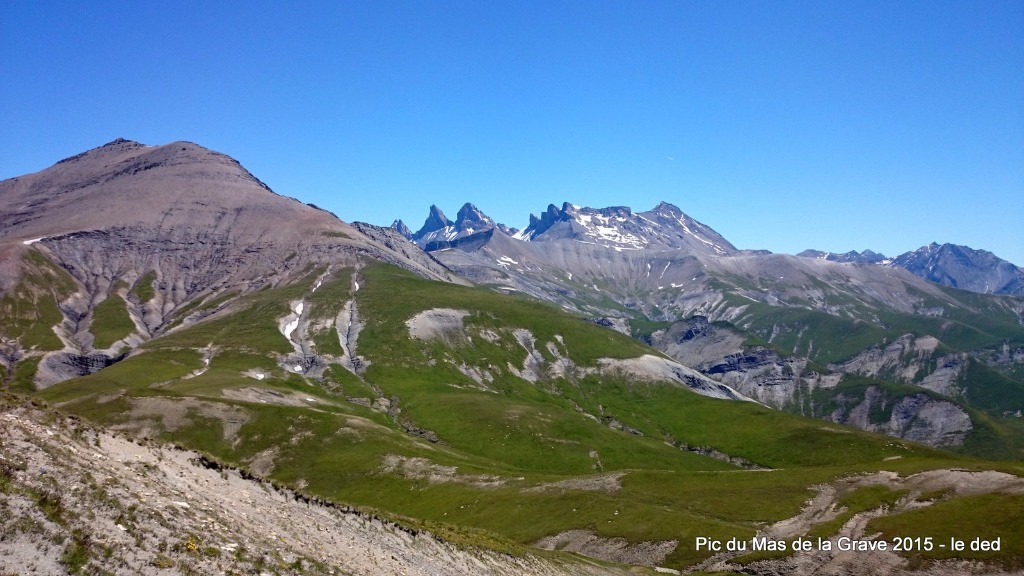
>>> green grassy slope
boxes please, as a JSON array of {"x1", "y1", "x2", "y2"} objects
[
  {"x1": 35, "y1": 263, "x2": 1024, "y2": 570},
  {"x1": 0, "y1": 248, "x2": 77, "y2": 352},
  {"x1": 90, "y1": 293, "x2": 134, "y2": 349}
]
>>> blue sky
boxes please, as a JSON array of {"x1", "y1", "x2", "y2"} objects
[{"x1": 2, "y1": 1, "x2": 1022, "y2": 263}]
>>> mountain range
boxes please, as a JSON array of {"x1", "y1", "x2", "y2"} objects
[
  {"x1": 398, "y1": 202, "x2": 1024, "y2": 296},
  {"x1": 394, "y1": 201, "x2": 1024, "y2": 454},
  {"x1": 2, "y1": 139, "x2": 1023, "y2": 575}
]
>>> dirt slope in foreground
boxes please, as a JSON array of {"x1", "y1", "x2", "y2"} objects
[{"x1": 0, "y1": 399, "x2": 621, "y2": 576}]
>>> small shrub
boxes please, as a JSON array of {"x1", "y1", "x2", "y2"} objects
[
  {"x1": 202, "y1": 546, "x2": 221, "y2": 558},
  {"x1": 60, "y1": 531, "x2": 91, "y2": 574},
  {"x1": 35, "y1": 490, "x2": 65, "y2": 525},
  {"x1": 151, "y1": 553, "x2": 175, "y2": 568}
]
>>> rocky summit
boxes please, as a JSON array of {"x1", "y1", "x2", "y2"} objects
[
  {"x1": 0, "y1": 139, "x2": 461, "y2": 387},
  {"x1": 515, "y1": 201, "x2": 738, "y2": 254}
]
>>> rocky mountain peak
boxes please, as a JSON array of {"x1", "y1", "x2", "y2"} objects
[
  {"x1": 652, "y1": 201, "x2": 684, "y2": 217},
  {"x1": 55, "y1": 138, "x2": 147, "y2": 165},
  {"x1": 1, "y1": 138, "x2": 332, "y2": 243},
  {"x1": 797, "y1": 249, "x2": 887, "y2": 264},
  {"x1": 890, "y1": 243, "x2": 1024, "y2": 295},
  {"x1": 104, "y1": 137, "x2": 143, "y2": 148},
  {"x1": 391, "y1": 219, "x2": 413, "y2": 239},
  {"x1": 454, "y1": 202, "x2": 494, "y2": 233},
  {"x1": 418, "y1": 205, "x2": 450, "y2": 235},
  {"x1": 519, "y1": 203, "x2": 572, "y2": 240},
  {"x1": 796, "y1": 242, "x2": 1023, "y2": 296},
  {"x1": 408, "y1": 203, "x2": 503, "y2": 249},
  {"x1": 488, "y1": 200, "x2": 738, "y2": 254}
]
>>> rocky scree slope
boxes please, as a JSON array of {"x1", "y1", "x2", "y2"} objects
[{"x1": 0, "y1": 395, "x2": 620, "y2": 576}]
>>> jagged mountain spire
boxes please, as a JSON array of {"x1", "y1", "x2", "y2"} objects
[
  {"x1": 408, "y1": 203, "x2": 504, "y2": 249},
  {"x1": 418, "y1": 205, "x2": 450, "y2": 236}
]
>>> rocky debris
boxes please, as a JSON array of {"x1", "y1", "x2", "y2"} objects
[
  {"x1": 586, "y1": 317, "x2": 631, "y2": 335},
  {"x1": 510, "y1": 328, "x2": 546, "y2": 383},
  {"x1": 455, "y1": 362, "x2": 495, "y2": 388},
  {"x1": 828, "y1": 334, "x2": 952, "y2": 388},
  {"x1": 523, "y1": 471, "x2": 627, "y2": 493},
  {"x1": 649, "y1": 316, "x2": 746, "y2": 369},
  {"x1": 399, "y1": 419, "x2": 441, "y2": 443},
  {"x1": 673, "y1": 442, "x2": 769, "y2": 470},
  {"x1": 0, "y1": 400, "x2": 621, "y2": 576},
  {"x1": 694, "y1": 469, "x2": 1024, "y2": 576},
  {"x1": 918, "y1": 355, "x2": 968, "y2": 397},
  {"x1": 334, "y1": 273, "x2": 369, "y2": 376},
  {"x1": 378, "y1": 395, "x2": 441, "y2": 443},
  {"x1": 378, "y1": 454, "x2": 506, "y2": 488},
  {"x1": 535, "y1": 530, "x2": 678, "y2": 567},
  {"x1": 121, "y1": 396, "x2": 251, "y2": 441},
  {"x1": 221, "y1": 387, "x2": 327, "y2": 409},
  {"x1": 405, "y1": 308, "x2": 470, "y2": 342},
  {"x1": 602, "y1": 416, "x2": 643, "y2": 436},
  {"x1": 335, "y1": 297, "x2": 369, "y2": 374},
  {"x1": 0, "y1": 341, "x2": 21, "y2": 384},
  {"x1": 828, "y1": 386, "x2": 973, "y2": 447},
  {"x1": 595, "y1": 355, "x2": 751, "y2": 401},
  {"x1": 544, "y1": 336, "x2": 576, "y2": 380},
  {"x1": 35, "y1": 350, "x2": 126, "y2": 389}
]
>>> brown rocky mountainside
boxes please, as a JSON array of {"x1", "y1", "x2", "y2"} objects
[
  {"x1": 0, "y1": 138, "x2": 453, "y2": 280},
  {"x1": 0, "y1": 139, "x2": 461, "y2": 387}
]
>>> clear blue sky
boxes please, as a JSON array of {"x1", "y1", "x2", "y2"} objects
[{"x1": 2, "y1": 1, "x2": 1022, "y2": 263}]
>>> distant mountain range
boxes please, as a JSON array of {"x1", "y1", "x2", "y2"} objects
[
  {"x1": 392, "y1": 200, "x2": 1024, "y2": 455},
  {"x1": 395, "y1": 202, "x2": 1023, "y2": 297},
  {"x1": 798, "y1": 244, "x2": 1024, "y2": 296}
]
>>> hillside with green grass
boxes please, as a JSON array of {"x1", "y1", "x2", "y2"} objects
[{"x1": 25, "y1": 262, "x2": 1024, "y2": 572}]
